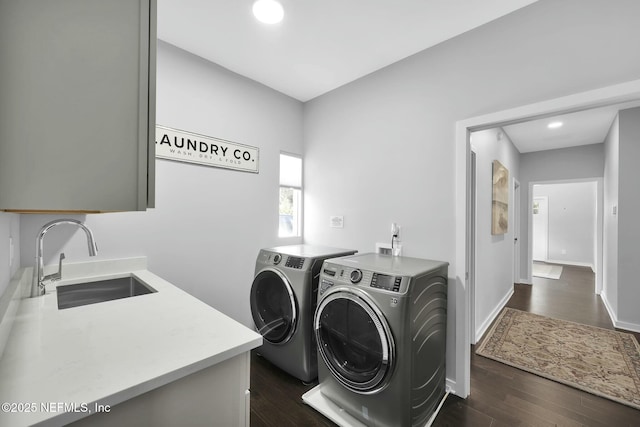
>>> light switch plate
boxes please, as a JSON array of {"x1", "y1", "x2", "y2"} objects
[{"x1": 329, "y1": 216, "x2": 344, "y2": 228}]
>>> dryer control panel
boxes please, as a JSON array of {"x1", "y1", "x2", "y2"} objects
[{"x1": 257, "y1": 250, "x2": 307, "y2": 269}]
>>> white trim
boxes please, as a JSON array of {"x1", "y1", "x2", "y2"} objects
[
  {"x1": 518, "y1": 278, "x2": 532, "y2": 285},
  {"x1": 468, "y1": 147, "x2": 477, "y2": 358},
  {"x1": 445, "y1": 379, "x2": 456, "y2": 395},
  {"x1": 544, "y1": 259, "x2": 594, "y2": 270},
  {"x1": 513, "y1": 178, "x2": 521, "y2": 285},
  {"x1": 475, "y1": 287, "x2": 514, "y2": 343},
  {"x1": 600, "y1": 292, "x2": 640, "y2": 333},
  {"x1": 600, "y1": 291, "x2": 615, "y2": 324},
  {"x1": 456, "y1": 78, "x2": 640, "y2": 399},
  {"x1": 614, "y1": 319, "x2": 640, "y2": 334},
  {"x1": 454, "y1": 123, "x2": 471, "y2": 398}
]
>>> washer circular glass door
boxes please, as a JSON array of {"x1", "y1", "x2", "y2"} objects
[
  {"x1": 315, "y1": 288, "x2": 394, "y2": 393},
  {"x1": 250, "y1": 268, "x2": 297, "y2": 344}
]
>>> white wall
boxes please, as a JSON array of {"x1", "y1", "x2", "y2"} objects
[
  {"x1": 533, "y1": 182, "x2": 597, "y2": 267},
  {"x1": 19, "y1": 41, "x2": 304, "y2": 327},
  {"x1": 303, "y1": 0, "x2": 640, "y2": 392},
  {"x1": 519, "y1": 144, "x2": 604, "y2": 280},
  {"x1": 0, "y1": 213, "x2": 20, "y2": 297},
  {"x1": 471, "y1": 129, "x2": 520, "y2": 341}
]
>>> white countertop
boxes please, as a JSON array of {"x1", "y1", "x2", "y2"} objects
[{"x1": 0, "y1": 258, "x2": 262, "y2": 426}]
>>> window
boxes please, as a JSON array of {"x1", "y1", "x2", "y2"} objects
[{"x1": 279, "y1": 153, "x2": 302, "y2": 237}]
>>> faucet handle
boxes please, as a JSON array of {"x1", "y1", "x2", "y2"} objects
[
  {"x1": 43, "y1": 252, "x2": 65, "y2": 283},
  {"x1": 57, "y1": 252, "x2": 66, "y2": 278}
]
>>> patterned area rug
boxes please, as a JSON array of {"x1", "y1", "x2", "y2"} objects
[{"x1": 476, "y1": 308, "x2": 640, "y2": 410}]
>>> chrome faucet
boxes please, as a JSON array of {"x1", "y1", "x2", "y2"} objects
[{"x1": 30, "y1": 219, "x2": 98, "y2": 297}]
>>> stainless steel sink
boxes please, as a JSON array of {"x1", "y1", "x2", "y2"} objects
[{"x1": 57, "y1": 276, "x2": 156, "y2": 310}]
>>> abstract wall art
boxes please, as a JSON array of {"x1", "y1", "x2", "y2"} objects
[{"x1": 492, "y1": 160, "x2": 509, "y2": 235}]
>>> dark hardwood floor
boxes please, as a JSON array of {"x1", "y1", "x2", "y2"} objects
[{"x1": 250, "y1": 264, "x2": 640, "y2": 426}]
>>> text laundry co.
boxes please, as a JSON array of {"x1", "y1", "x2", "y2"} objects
[{"x1": 155, "y1": 125, "x2": 259, "y2": 173}]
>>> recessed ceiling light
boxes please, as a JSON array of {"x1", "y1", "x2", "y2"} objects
[
  {"x1": 253, "y1": 0, "x2": 284, "y2": 24},
  {"x1": 547, "y1": 121, "x2": 563, "y2": 129}
]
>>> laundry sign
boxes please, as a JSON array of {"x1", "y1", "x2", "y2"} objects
[{"x1": 155, "y1": 125, "x2": 259, "y2": 173}]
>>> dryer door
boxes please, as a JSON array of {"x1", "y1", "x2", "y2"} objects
[
  {"x1": 315, "y1": 288, "x2": 394, "y2": 393},
  {"x1": 250, "y1": 268, "x2": 298, "y2": 344}
]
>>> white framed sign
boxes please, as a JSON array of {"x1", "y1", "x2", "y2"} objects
[{"x1": 155, "y1": 125, "x2": 259, "y2": 173}]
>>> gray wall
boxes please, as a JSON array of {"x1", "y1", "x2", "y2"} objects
[
  {"x1": 603, "y1": 116, "x2": 619, "y2": 315},
  {"x1": 303, "y1": 0, "x2": 640, "y2": 388},
  {"x1": 19, "y1": 41, "x2": 304, "y2": 326},
  {"x1": 471, "y1": 129, "x2": 520, "y2": 340},
  {"x1": 533, "y1": 182, "x2": 597, "y2": 267},
  {"x1": 0, "y1": 214, "x2": 20, "y2": 297},
  {"x1": 615, "y1": 107, "x2": 640, "y2": 326},
  {"x1": 519, "y1": 144, "x2": 604, "y2": 280}
]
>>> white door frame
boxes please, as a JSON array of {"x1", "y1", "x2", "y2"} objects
[
  {"x1": 469, "y1": 147, "x2": 477, "y2": 345},
  {"x1": 454, "y1": 78, "x2": 640, "y2": 399},
  {"x1": 513, "y1": 179, "x2": 521, "y2": 284}
]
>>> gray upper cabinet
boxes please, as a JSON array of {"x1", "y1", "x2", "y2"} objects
[{"x1": 0, "y1": 0, "x2": 156, "y2": 212}]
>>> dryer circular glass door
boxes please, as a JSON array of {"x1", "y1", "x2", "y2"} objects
[
  {"x1": 315, "y1": 288, "x2": 394, "y2": 393},
  {"x1": 250, "y1": 268, "x2": 298, "y2": 344}
]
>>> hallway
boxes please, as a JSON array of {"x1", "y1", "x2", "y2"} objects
[
  {"x1": 520, "y1": 264, "x2": 612, "y2": 329},
  {"x1": 434, "y1": 265, "x2": 640, "y2": 426}
]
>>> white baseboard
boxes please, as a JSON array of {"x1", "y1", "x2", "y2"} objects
[
  {"x1": 517, "y1": 278, "x2": 532, "y2": 285},
  {"x1": 615, "y1": 319, "x2": 640, "y2": 334},
  {"x1": 544, "y1": 259, "x2": 595, "y2": 271},
  {"x1": 475, "y1": 287, "x2": 514, "y2": 343},
  {"x1": 445, "y1": 378, "x2": 457, "y2": 396},
  {"x1": 600, "y1": 292, "x2": 616, "y2": 325},
  {"x1": 600, "y1": 292, "x2": 640, "y2": 333}
]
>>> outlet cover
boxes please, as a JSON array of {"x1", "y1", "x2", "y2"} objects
[
  {"x1": 376, "y1": 242, "x2": 392, "y2": 255},
  {"x1": 376, "y1": 242, "x2": 402, "y2": 256}
]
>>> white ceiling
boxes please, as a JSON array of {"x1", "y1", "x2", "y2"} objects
[
  {"x1": 502, "y1": 101, "x2": 640, "y2": 153},
  {"x1": 156, "y1": 0, "x2": 640, "y2": 153},
  {"x1": 157, "y1": 0, "x2": 539, "y2": 102}
]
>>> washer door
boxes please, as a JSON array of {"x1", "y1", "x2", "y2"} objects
[
  {"x1": 250, "y1": 268, "x2": 298, "y2": 344},
  {"x1": 315, "y1": 288, "x2": 394, "y2": 393}
]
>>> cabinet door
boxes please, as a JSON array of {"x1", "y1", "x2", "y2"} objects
[{"x1": 0, "y1": 0, "x2": 156, "y2": 212}]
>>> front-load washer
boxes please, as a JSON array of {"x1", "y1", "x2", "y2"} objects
[
  {"x1": 250, "y1": 245, "x2": 357, "y2": 382},
  {"x1": 305, "y1": 253, "x2": 448, "y2": 427}
]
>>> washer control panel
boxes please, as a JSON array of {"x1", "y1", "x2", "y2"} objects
[{"x1": 370, "y1": 273, "x2": 402, "y2": 292}]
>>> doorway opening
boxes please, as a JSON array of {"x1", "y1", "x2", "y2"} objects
[
  {"x1": 455, "y1": 78, "x2": 640, "y2": 399},
  {"x1": 530, "y1": 180, "x2": 601, "y2": 292}
]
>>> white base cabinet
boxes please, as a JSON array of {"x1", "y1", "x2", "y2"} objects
[
  {"x1": 69, "y1": 352, "x2": 251, "y2": 427},
  {"x1": 0, "y1": 0, "x2": 156, "y2": 212}
]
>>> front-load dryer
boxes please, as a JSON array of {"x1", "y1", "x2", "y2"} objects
[
  {"x1": 305, "y1": 253, "x2": 448, "y2": 427},
  {"x1": 250, "y1": 245, "x2": 357, "y2": 382}
]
